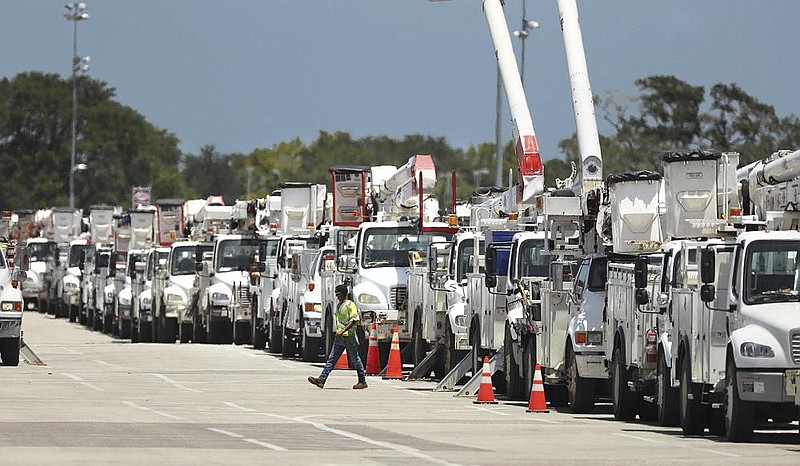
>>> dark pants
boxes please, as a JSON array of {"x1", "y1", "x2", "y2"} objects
[{"x1": 319, "y1": 334, "x2": 366, "y2": 384}]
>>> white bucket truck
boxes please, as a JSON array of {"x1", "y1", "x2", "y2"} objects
[
  {"x1": 0, "y1": 245, "x2": 28, "y2": 366},
  {"x1": 266, "y1": 183, "x2": 325, "y2": 357}
]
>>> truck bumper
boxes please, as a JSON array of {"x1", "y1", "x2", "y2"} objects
[
  {"x1": 737, "y1": 369, "x2": 799, "y2": 403},
  {"x1": 576, "y1": 353, "x2": 608, "y2": 379},
  {"x1": 0, "y1": 319, "x2": 22, "y2": 338}
]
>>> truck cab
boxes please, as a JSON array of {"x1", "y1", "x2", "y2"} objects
[
  {"x1": 20, "y1": 237, "x2": 57, "y2": 312},
  {"x1": 153, "y1": 240, "x2": 207, "y2": 343}
]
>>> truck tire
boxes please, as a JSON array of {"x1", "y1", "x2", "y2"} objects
[
  {"x1": 93, "y1": 310, "x2": 103, "y2": 332},
  {"x1": 470, "y1": 324, "x2": 482, "y2": 377},
  {"x1": 192, "y1": 320, "x2": 206, "y2": 344},
  {"x1": 412, "y1": 312, "x2": 429, "y2": 373},
  {"x1": 68, "y1": 304, "x2": 78, "y2": 322},
  {"x1": 161, "y1": 317, "x2": 177, "y2": 343},
  {"x1": 120, "y1": 319, "x2": 132, "y2": 340},
  {"x1": 139, "y1": 320, "x2": 153, "y2": 343},
  {"x1": 281, "y1": 326, "x2": 296, "y2": 357},
  {"x1": 611, "y1": 347, "x2": 638, "y2": 421},
  {"x1": 434, "y1": 322, "x2": 455, "y2": 380},
  {"x1": 680, "y1": 354, "x2": 705, "y2": 435},
  {"x1": 103, "y1": 313, "x2": 113, "y2": 334},
  {"x1": 79, "y1": 305, "x2": 87, "y2": 326},
  {"x1": 1, "y1": 337, "x2": 21, "y2": 366},
  {"x1": 233, "y1": 321, "x2": 249, "y2": 345},
  {"x1": 179, "y1": 322, "x2": 192, "y2": 343},
  {"x1": 657, "y1": 352, "x2": 680, "y2": 426},
  {"x1": 250, "y1": 297, "x2": 267, "y2": 350},
  {"x1": 301, "y1": 333, "x2": 321, "y2": 362},
  {"x1": 724, "y1": 353, "x2": 755, "y2": 442},
  {"x1": 504, "y1": 324, "x2": 524, "y2": 401},
  {"x1": 268, "y1": 302, "x2": 283, "y2": 353},
  {"x1": 131, "y1": 320, "x2": 140, "y2": 343},
  {"x1": 567, "y1": 345, "x2": 595, "y2": 413}
]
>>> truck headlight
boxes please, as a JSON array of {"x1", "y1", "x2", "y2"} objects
[
  {"x1": 1, "y1": 301, "x2": 22, "y2": 312},
  {"x1": 105, "y1": 292, "x2": 114, "y2": 303},
  {"x1": 454, "y1": 315, "x2": 466, "y2": 327},
  {"x1": 575, "y1": 331, "x2": 603, "y2": 345},
  {"x1": 740, "y1": 342, "x2": 774, "y2": 358},
  {"x1": 358, "y1": 293, "x2": 381, "y2": 305},
  {"x1": 211, "y1": 292, "x2": 230, "y2": 303}
]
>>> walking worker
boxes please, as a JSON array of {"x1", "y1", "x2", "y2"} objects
[{"x1": 308, "y1": 284, "x2": 368, "y2": 389}]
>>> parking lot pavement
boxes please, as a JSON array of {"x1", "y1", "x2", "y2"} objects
[{"x1": 0, "y1": 312, "x2": 797, "y2": 465}]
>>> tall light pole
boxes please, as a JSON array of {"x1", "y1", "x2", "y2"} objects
[
  {"x1": 64, "y1": 2, "x2": 90, "y2": 209},
  {"x1": 512, "y1": 0, "x2": 540, "y2": 85}
]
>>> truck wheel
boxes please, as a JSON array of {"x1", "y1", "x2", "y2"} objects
[
  {"x1": 679, "y1": 354, "x2": 705, "y2": 435},
  {"x1": 68, "y1": 304, "x2": 77, "y2": 322},
  {"x1": 0, "y1": 338, "x2": 21, "y2": 366},
  {"x1": 121, "y1": 319, "x2": 132, "y2": 340},
  {"x1": 301, "y1": 334, "x2": 321, "y2": 362},
  {"x1": 268, "y1": 320, "x2": 283, "y2": 353},
  {"x1": 611, "y1": 347, "x2": 638, "y2": 421},
  {"x1": 103, "y1": 313, "x2": 113, "y2": 334},
  {"x1": 433, "y1": 322, "x2": 454, "y2": 380},
  {"x1": 412, "y1": 312, "x2": 429, "y2": 373},
  {"x1": 140, "y1": 320, "x2": 153, "y2": 343},
  {"x1": 131, "y1": 320, "x2": 140, "y2": 343},
  {"x1": 162, "y1": 317, "x2": 177, "y2": 343},
  {"x1": 281, "y1": 326, "x2": 296, "y2": 357},
  {"x1": 567, "y1": 345, "x2": 595, "y2": 413},
  {"x1": 504, "y1": 324, "x2": 524, "y2": 401},
  {"x1": 323, "y1": 313, "x2": 334, "y2": 358},
  {"x1": 179, "y1": 322, "x2": 191, "y2": 343},
  {"x1": 724, "y1": 353, "x2": 755, "y2": 442},
  {"x1": 252, "y1": 320, "x2": 267, "y2": 349},
  {"x1": 193, "y1": 320, "x2": 206, "y2": 344},
  {"x1": 657, "y1": 352, "x2": 680, "y2": 426},
  {"x1": 79, "y1": 305, "x2": 88, "y2": 326},
  {"x1": 470, "y1": 324, "x2": 482, "y2": 377},
  {"x1": 93, "y1": 311, "x2": 103, "y2": 332},
  {"x1": 234, "y1": 321, "x2": 249, "y2": 345}
]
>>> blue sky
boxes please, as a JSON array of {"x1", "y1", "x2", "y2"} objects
[{"x1": 3, "y1": 1, "x2": 799, "y2": 162}]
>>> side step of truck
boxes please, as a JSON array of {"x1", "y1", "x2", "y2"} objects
[
  {"x1": 434, "y1": 348, "x2": 474, "y2": 392},
  {"x1": 455, "y1": 347, "x2": 504, "y2": 397},
  {"x1": 406, "y1": 344, "x2": 444, "y2": 381},
  {"x1": 20, "y1": 339, "x2": 46, "y2": 366}
]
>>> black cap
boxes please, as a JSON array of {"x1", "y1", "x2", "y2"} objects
[{"x1": 335, "y1": 284, "x2": 348, "y2": 295}]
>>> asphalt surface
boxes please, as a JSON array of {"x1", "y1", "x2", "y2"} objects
[{"x1": 1, "y1": 312, "x2": 798, "y2": 465}]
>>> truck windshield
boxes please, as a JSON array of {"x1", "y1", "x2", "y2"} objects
[
  {"x1": 68, "y1": 244, "x2": 91, "y2": 267},
  {"x1": 127, "y1": 253, "x2": 145, "y2": 273},
  {"x1": 456, "y1": 239, "x2": 485, "y2": 281},
  {"x1": 216, "y1": 238, "x2": 259, "y2": 272},
  {"x1": 744, "y1": 241, "x2": 800, "y2": 304},
  {"x1": 171, "y1": 246, "x2": 197, "y2": 276},
  {"x1": 96, "y1": 253, "x2": 109, "y2": 268},
  {"x1": 28, "y1": 242, "x2": 53, "y2": 262},
  {"x1": 362, "y1": 227, "x2": 452, "y2": 269},
  {"x1": 263, "y1": 238, "x2": 279, "y2": 259},
  {"x1": 517, "y1": 239, "x2": 552, "y2": 278}
]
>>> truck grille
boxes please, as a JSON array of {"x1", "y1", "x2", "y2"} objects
[
  {"x1": 792, "y1": 331, "x2": 800, "y2": 364},
  {"x1": 235, "y1": 285, "x2": 250, "y2": 306},
  {"x1": 391, "y1": 286, "x2": 407, "y2": 310}
]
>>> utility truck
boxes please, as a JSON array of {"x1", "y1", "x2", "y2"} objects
[
  {"x1": 266, "y1": 183, "x2": 325, "y2": 356},
  {"x1": 193, "y1": 201, "x2": 259, "y2": 345},
  {"x1": 322, "y1": 158, "x2": 453, "y2": 366},
  {"x1": 0, "y1": 244, "x2": 28, "y2": 366},
  {"x1": 20, "y1": 237, "x2": 57, "y2": 313},
  {"x1": 152, "y1": 240, "x2": 208, "y2": 343}
]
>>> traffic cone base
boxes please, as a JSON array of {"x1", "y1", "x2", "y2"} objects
[
  {"x1": 526, "y1": 363, "x2": 549, "y2": 412},
  {"x1": 365, "y1": 322, "x2": 381, "y2": 375},
  {"x1": 382, "y1": 325, "x2": 403, "y2": 379},
  {"x1": 474, "y1": 356, "x2": 498, "y2": 404},
  {"x1": 334, "y1": 349, "x2": 350, "y2": 370}
]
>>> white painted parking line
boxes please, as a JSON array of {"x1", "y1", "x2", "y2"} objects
[
  {"x1": 472, "y1": 406, "x2": 510, "y2": 416},
  {"x1": 93, "y1": 359, "x2": 124, "y2": 370},
  {"x1": 223, "y1": 402, "x2": 256, "y2": 412},
  {"x1": 614, "y1": 433, "x2": 665, "y2": 444},
  {"x1": 62, "y1": 373, "x2": 106, "y2": 392},
  {"x1": 122, "y1": 401, "x2": 184, "y2": 420},
  {"x1": 242, "y1": 438, "x2": 289, "y2": 451},
  {"x1": 207, "y1": 427, "x2": 244, "y2": 438},
  {"x1": 151, "y1": 373, "x2": 203, "y2": 393},
  {"x1": 696, "y1": 448, "x2": 740, "y2": 458}
]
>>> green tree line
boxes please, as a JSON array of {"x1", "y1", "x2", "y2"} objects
[{"x1": 1, "y1": 72, "x2": 798, "y2": 210}]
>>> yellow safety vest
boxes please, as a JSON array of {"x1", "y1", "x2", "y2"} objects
[{"x1": 335, "y1": 299, "x2": 359, "y2": 337}]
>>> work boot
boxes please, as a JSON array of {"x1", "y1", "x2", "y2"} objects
[
  {"x1": 307, "y1": 376, "x2": 324, "y2": 389},
  {"x1": 352, "y1": 381, "x2": 368, "y2": 390}
]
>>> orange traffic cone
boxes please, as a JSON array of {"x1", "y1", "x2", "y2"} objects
[
  {"x1": 382, "y1": 325, "x2": 403, "y2": 379},
  {"x1": 473, "y1": 356, "x2": 498, "y2": 404},
  {"x1": 526, "y1": 363, "x2": 549, "y2": 412},
  {"x1": 334, "y1": 349, "x2": 350, "y2": 370},
  {"x1": 365, "y1": 322, "x2": 381, "y2": 375}
]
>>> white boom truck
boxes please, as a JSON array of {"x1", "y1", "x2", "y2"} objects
[
  {"x1": 20, "y1": 237, "x2": 58, "y2": 313},
  {"x1": 323, "y1": 157, "x2": 452, "y2": 367},
  {"x1": 152, "y1": 240, "x2": 207, "y2": 343},
  {"x1": 194, "y1": 201, "x2": 259, "y2": 345},
  {"x1": 469, "y1": 0, "x2": 603, "y2": 404},
  {"x1": 662, "y1": 149, "x2": 800, "y2": 441},
  {"x1": 115, "y1": 210, "x2": 156, "y2": 339},
  {"x1": 46, "y1": 207, "x2": 82, "y2": 318},
  {"x1": 266, "y1": 183, "x2": 325, "y2": 356},
  {"x1": 250, "y1": 232, "x2": 280, "y2": 349},
  {"x1": 0, "y1": 245, "x2": 28, "y2": 366}
]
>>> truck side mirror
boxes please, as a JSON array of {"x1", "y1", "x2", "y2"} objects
[
  {"x1": 427, "y1": 248, "x2": 438, "y2": 272},
  {"x1": 635, "y1": 288, "x2": 650, "y2": 306},
  {"x1": 634, "y1": 255, "x2": 648, "y2": 289},
  {"x1": 700, "y1": 284, "x2": 716, "y2": 302},
  {"x1": 15, "y1": 246, "x2": 30, "y2": 272},
  {"x1": 700, "y1": 248, "x2": 715, "y2": 284},
  {"x1": 195, "y1": 262, "x2": 203, "y2": 273},
  {"x1": 484, "y1": 247, "x2": 497, "y2": 289},
  {"x1": 258, "y1": 262, "x2": 267, "y2": 273}
]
